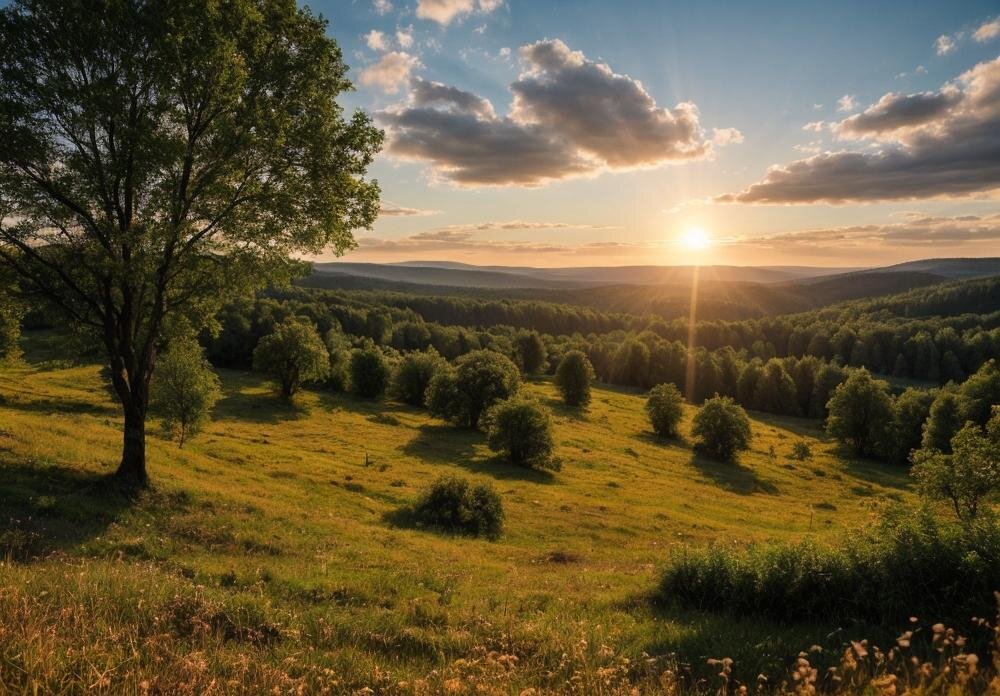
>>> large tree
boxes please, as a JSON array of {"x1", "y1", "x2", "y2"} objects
[{"x1": 0, "y1": 0, "x2": 381, "y2": 485}]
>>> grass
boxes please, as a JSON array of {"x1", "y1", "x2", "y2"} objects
[{"x1": 0, "y1": 333, "x2": 939, "y2": 693}]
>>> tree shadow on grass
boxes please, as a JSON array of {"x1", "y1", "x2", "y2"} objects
[
  {"x1": 831, "y1": 444, "x2": 912, "y2": 492},
  {"x1": 0, "y1": 394, "x2": 117, "y2": 418},
  {"x1": 0, "y1": 461, "x2": 147, "y2": 561},
  {"x1": 634, "y1": 431, "x2": 692, "y2": 450},
  {"x1": 688, "y1": 451, "x2": 779, "y2": 495},
  {"x1": 212, "y1": 387, "x2": 310, "y2": 424},
  {"x1": 401, "y1": 424, "x2": 556, "y2": 484}
]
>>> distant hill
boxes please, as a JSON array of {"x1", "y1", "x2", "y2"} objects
[{"x1": 878, "y1": 257, "x2": 1000, "y2": 279}]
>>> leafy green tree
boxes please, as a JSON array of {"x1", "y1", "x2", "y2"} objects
[
  {"x1": 484, "y1": 397, "x2": 557, "y2": 469},
  {"x1": 0, "y1": 0, "x2": 381, "y2": 484},
  {"x1": 912, "y1": 408, "x2": 1000, "y2": 522},
  {"x1": 691, "y1": 396, "x2": 752, "y2": 461},
  {"x1": 891, "y1": 387, "x2": 936, "y2": 465},
  {"x1": 350, "y1": 345, "x2": 390, "y2": 400},
  {"x1": 957, "y1": 360, "x2": 1000, "y2": 426},
  {"x1": 554, "y1": 350, "x2": 595, "y2": 407},
  {"x1": 427, "y1": 350, "x2": 520, "y2": 428},
  {"x1": 736, "y1": 360, "x2": 763, "y2": 407},
  {"x1": 809, "y1": 363, "x2": 846, "y2": 419},
  {"x1": 646, "y1": 383, "x2": 685, "y2": 438},
  {"x1": 752, "y1": 359, "x2": 799, "y2": 415},
  {"x1": 253, "y1": 318, "x2": 329, "y2": 401},
  {"x1": 611, "y1": 338, "x2": 650, "y2": 388},
  {"x1": 922, "y1": 388, "x2": 965, "y2": 453},
  {"x1": 515, "y1": 330, "x2": 547, "y2": 374},
  {"x1": 322, "y1": 328, "x2": 352, "y2": 392},
  {"x1": 151, "y1": 338, "x2": 221, "y2": 447},
  {"x1": 0, "y1": 289, "x2": 22, "y2": 364},
  {"x1": 825, "y1": 369, "x2": 895, "y2": 458},
  {"x1": 391, "y1": 349, "x2": 445, "y2": 406}
]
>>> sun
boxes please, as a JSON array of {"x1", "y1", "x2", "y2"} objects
[{"x1": 680, "y1": 227, "x2": 711, "y2": 251}]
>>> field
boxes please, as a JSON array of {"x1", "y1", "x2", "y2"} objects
[{"x1": 0, "y1": 334, "x2": 919, "y2": 694}]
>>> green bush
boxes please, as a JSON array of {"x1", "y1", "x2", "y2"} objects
[
  {"x1": 349, "y1": 345, "x2": 390, "y2": 400},
  {"x1": 484, "y1": 397, "x2": 557, "y2": 469},
  {"x1": 151, "y1": 337, "x2": 222, "y2": 447},
  {"x1": 252, "y1": 318, "x2": 329, "y2": 400},
  {"x1": 427, "y1": 349, "x2": 520, "y2": 429},
  {"x1": 553, "y1": 350, "x2": 594, "y2": 407},
  {"x1": 825, "y1": 368, "x2": 895, "y2": 458},
  {"x1": 691, "y1": 396, "x2": 751, "y2": 461},
  {"x1": 411, "y1": 475, "x2": 504, "y2": 539},
  {"x1": 790, "y1": 441, "x2": 812, "y2": 461},
  {"x1": 391, "y1": 349, "x2": 446, "y2": 406},
  {"x1": 645, "y1": 383, "x2": 684, "y2": 438},
  {"x1": 658, "y1": 505, "x2": 1000, "y2": 624}
]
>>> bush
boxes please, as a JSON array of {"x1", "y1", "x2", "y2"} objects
[
  {"x1": 322, "y1": 328, "x2": 351, "y2": 392},
  {"x1": 790, "y1": 441, "x2": 812, "y2": 461},
  {"x1": 825, "y1": 368, "x2": 895, "y2": 458},
  {"x1": 645, "y1": 383, "x2": 684, "y2": 438},
  {"x1": 658, "y1": 505, "x2": 1000, "y2": 625},
  {"x1": 151, "y1": 337, "x2": 222, "y2": 447},
  {"x1": 922, "y1": 388, "x2": 964, "y2": 453},
  {"x1": 691, "y1": 396, "x2": 751, "y2": 461},
  {"x1": 515, "y1": 330, "x2": 547, "y2": 374},
  {"x1": 349, "y1": 345, "x2": 390, "y2": 400},
  {"x1": 391, "y1": 349, "x2": 446, "y2": 406},
  {"x1": 411, "y1": 475, "x2": 504, "y2": 539},
  {"x1": 484, "y1": 397, "x2": 557, "y2": 469},
  {"x1": 553, "y1": 350, "x2": 594, "y2": 407},
  {"x1": 252, "y1": 318, "x2": 329, "y2": 400},
  {"x1": 427, "y1": 349, "x2": 521, "y2": 429}
]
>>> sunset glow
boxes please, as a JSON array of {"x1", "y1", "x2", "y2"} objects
[{"x1": 681, "y1": 227, "x2": 711, "y2": 251}]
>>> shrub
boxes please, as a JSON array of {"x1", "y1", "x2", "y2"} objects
[
  {"x1": 554, "y1": 350, "x2": 594, "y2": 407},
  {"x1": 922, "y1": 388, "x2": 964, "y2": 453},
  {"x1": 427, "y1": 349, "x2": 520, "y2": 429},
  {"x1": 691, "y1": 396, "x2": 751, "y2": 461},
  {"x1": 252, "y1": 318, "x2": 329, "y2": 400},
  {"x1": 484, "y1": 397, "x2": 557, "y2": 469},
  {"x1": 151, "y1": 337, "x2": 222, "y2": 447},
  {"x1": 411, "y1": 475, "x2": 504, "y2": 539},
  {"x1": 322, "y1": 328, "x2": 351, "y2": 392},
  {"x1": 349, "y1": 345, "x2": 390, "y2": 400},
  {"x1": 515, "y1": 330, "x2": 547, "y2": 374},
  {"x1": 658, "y1": 505, "x2": 1000, "y2": 625},
  {"x1": 645, "y1": 383, "x2": 684, "y2": 438},
  {"x1": 392, "y1": 349, "x2": 446, "y2": 406},
  {"x1": 790, "y1": 441, "x2": 812, "y2": 461},
  {"x1": 825, "y1": 368, "x2": 895, "y2": 458}
]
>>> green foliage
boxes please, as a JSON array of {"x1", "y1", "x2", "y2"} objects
[
  {"x1": 0, "y1": 0, "x2": 381, "y2": 482},
  {"x1": 658, "y1": 505, "x2": 1000, "y2": 624},
  {"x1": 790, "y1": 441, "x2": 812, "y2": 461},
  {"x1": 349, "y1": 346, "x2": 390, "y2": 400},
  {"x1": 691, "y1": 396, "x2": 752, "y2": 461},
  {"x1": 427, "y1": 350, "x2": 521, "y2": 428},
  {"x1": 553, "y1": 350, "x2": 595, "y2": 407},
  {"x1": 322, "y1": 328, "x2": 351, "y2": 392},
  {"x1": 252, "y1": 318, "x2": 329, "y2": 400},
  {"x1": 410, "y1": 475, "x2": 504, "y2": 539},
  {"x1": 957, "y1": 359, "x2": 1000, "y2": 426},
  {"x1": 611, "y1": 339, "x2": 650, "y2": 388},
  {"x1": 891, "y1": 387, "x2": 936, "y2": 465},
  {"x1": 151, "y1": 338, "x2": 221, "y2": 447},
  {"x1": 483, "y1": 397, "x2": 557, "y2": 469},
  {"x1": 921, "y1": 388, "x2": 964, "y2": 453},
  {"x1": 391, "y1": 349, "x2": 446, "y2": 406},
  {"x1": 752, "y1": 359, "x2": 799, "y2": 415},
  {"x1": 515, "y1": 330, "x2": 547, "y2": 374},
  {"x1": 912, "y1": 407, "x2": 1000, "y2": 522},
  {"x1": 825, "y1": 369, "x2": 895, "y2": 458},
  {"x1": 645, "y1": 383, "x2": 684, "y2": 438},
  {"x1": 808, "y1": 363, "x2": 846, "y2": 419},
  {"x1": 0, "y1": 292, "x2": 22, "y2": 364}
]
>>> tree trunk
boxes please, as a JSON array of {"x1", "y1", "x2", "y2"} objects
[{"x1": 115, "y1": 404, "x2": 149, "y2": 487}]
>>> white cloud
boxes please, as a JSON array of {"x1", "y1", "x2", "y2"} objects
[
  {"x1": 936, "y1": 34, "x2": 956, "y2": 55},
  {"x1": 712, "y1": 127, "x2": 744, "y2": 145},
  {"x1": 973, "y1": 18, "x2": 1000, "y2": 43},
  {"x1": 802, "y1": 120, "x2": 826, "y2": 132},
  {"x1": 396, "y1": 25, "x2": 414, "y2": 49},
  {"x1": 415, "y1": 0, "x2": 501, "y2": 25},
  {"x1": 373, "y1": 0, "x2": 393, "y2": 15},
  {"x1": 837, "y1": 94, "x2": 857, "y2": 112},
  {"x1": 378, "y1": 202, "x2": 441, "y2": 217},
  {"x1": 365, "y1": 30, "x2": 389, "y2": 52},
  {"x1": 360, "y1": 52, "x2": 420, "y2": 94}
]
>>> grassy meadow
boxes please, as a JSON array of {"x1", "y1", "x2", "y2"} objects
[{"x1": 0, "y1": 333, "x2": 939, "y2": 693}]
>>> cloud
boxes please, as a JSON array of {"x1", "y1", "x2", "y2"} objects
[
  {"x1": 360, "y1": 52, "x2": 420, "y2": 93},
  {"x1": 726, "y1": 213, "x2": 1000, "y2": 250},
  {"x1": 365, "y1": 30, "x2": 388, "y2": 52},
  {"x1": 373, "y1": 0, "x2": 392, "y2": 15},
  {"x1": 974, "y1": 18, "x2": 1000, "y2": 43},
  {"x1": 415, "y1": 0, "x2": 500, "y2": 25},
  {"x1": 396, "y1": 25, "x2": 414, "y2": 49},
  {"x1": 378, "y1": 40, "x2": 734, "y2": 186},
  {"x1": 378, "y1": 202, "x2": 441, "y2": 217},
  {"x1": 718, "y1": 54, "x2": 1000, "y2": 203},
  {"x1": 936, "y1": 34, "x2": 956, "y2": 55},
  {"x1": 837, "y1": 94, "x2": 857, "y2": 112},
  {"x1": 712, "y1": 127, "x2": 744, "y2": 145},
  {"x1": 802, "y1": 120, "x2": 826, "y2": 132}
]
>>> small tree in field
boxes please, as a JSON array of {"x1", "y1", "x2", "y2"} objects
[
  {"x1": 484, "y1": 397, "x2": 557, "y2": 469},
  {"x1": 692, "y1": 396, "x2": 752, "y2": 462},
  {"x1": 0, "y1": 0, "x2": 381, "y2": 484},
  {"x1": 253, "y1": 318, "x2": 329, "y2": 401},
  {"x1": 912, "y1": 407, "x2": 1000, "y2": 522},
  {"x1": 350, "y1": 345, "x2": 390, "y2": 400},
  {"x1": 392, "y1": 349, "x2": 446, "y2": 406},
  {"x1": 427, "y1": 350, "x2": 520, "y2": 429},
  {"x1": 516, "y1": 330, "x2": 547, "y2": 375},
  {"x1": 646, "y1": 383, "x2": 684, "y2": 438},
  {"x1": 554, "y1": 350, "x2": 594, "y2": 407},
  {"x1": 825, "y1": 369, "x2": 895, "y2": 458},
  {"x1": 151, "y1": 338, "x2": 221, "y2": 448}
]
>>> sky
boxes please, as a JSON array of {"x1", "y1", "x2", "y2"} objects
[{"x1": 315, "y1": 0, "x2": 1000, "y2": 268}]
